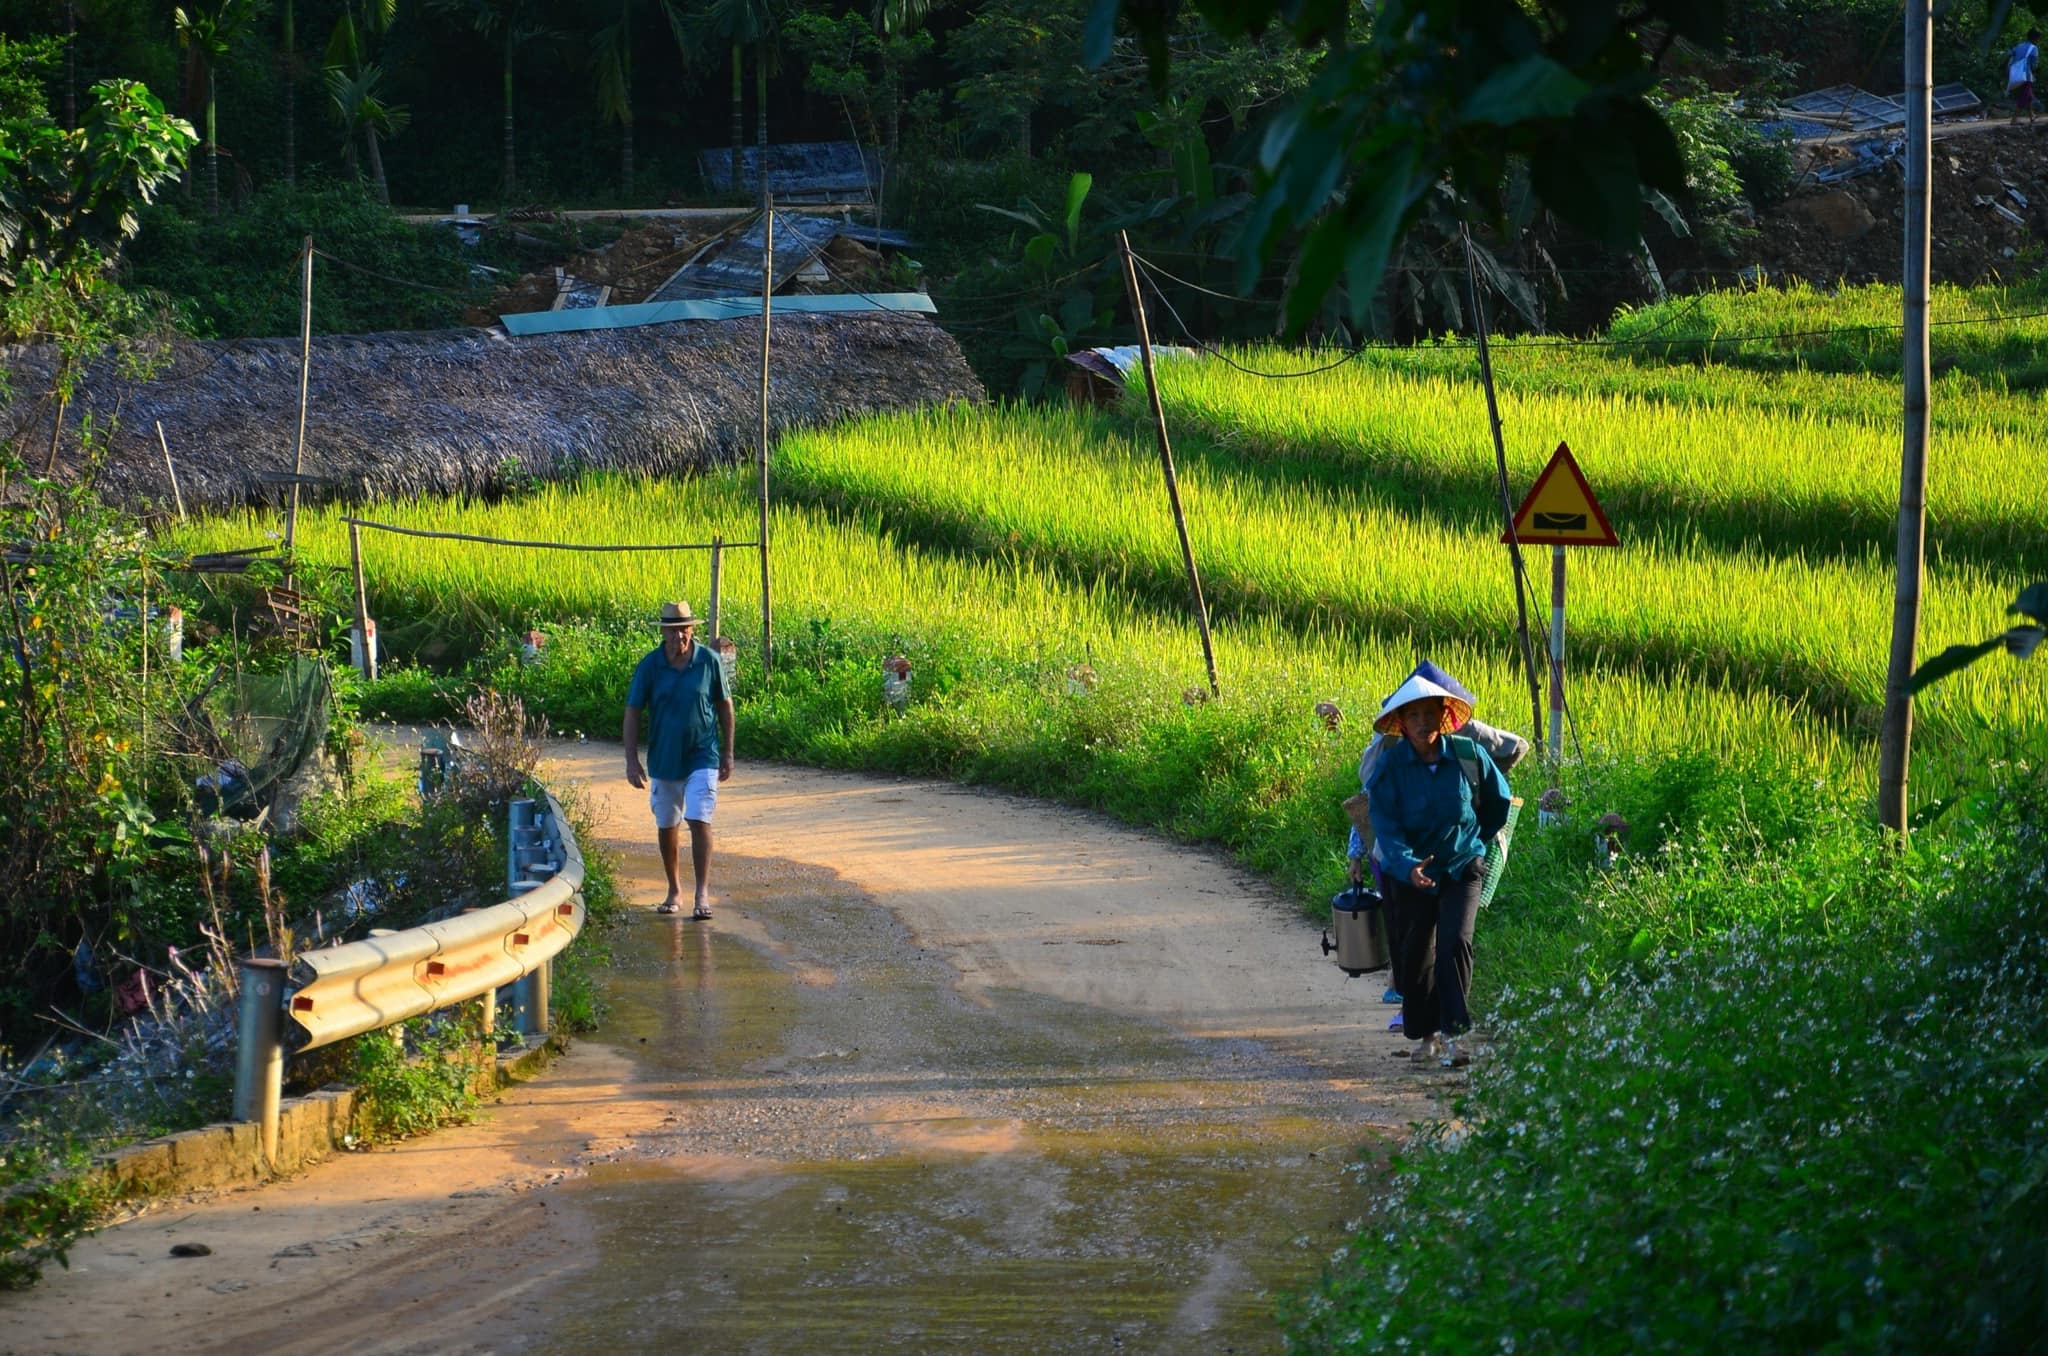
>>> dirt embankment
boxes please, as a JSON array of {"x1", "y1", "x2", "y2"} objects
[{"x1": 1749, "y1": 122, "x2": 2048, "y2": 287}]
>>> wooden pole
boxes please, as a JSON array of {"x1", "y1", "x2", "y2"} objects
[
  {"x1": 284, "y1": 235, "x2": 314, "y2": 581},
  {"x1": 708, "y1": 535, "x2": 724, "y2": 640},
  {"x1": 348, "y1": 520, "x2": 374, "y2": 681},
  {"x1": 1116, "y1": 231, "x2": 1218, "y2": 698},
  {"x1": 1880, "y1": 0, "x2": 1933, "y2": 837},
  {"x1": 1463, "y1": 226, "x2": 1547, "y2": 745},
  {"x1": 155, "y1": 421, "x2": 186, "y2": 522},
  {"x1": 43, "y1": 394, "x2": 66, "y2": 477},
  {"x1": 758, "y1": 202, "x2": 774, "y2": 678}
]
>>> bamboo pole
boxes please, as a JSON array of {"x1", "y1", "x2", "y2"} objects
[
  {"x1": 1115, "y1": 231, "x2": 1218, "y2": 698},
  {"x1": 284, "y1": 235, "x2": 314, "y2": 583},
  {"x1": 708, "y1": 535, "x2": 724, "y2": 640},
  {"x1": 758, "y1": 202, "x2": 774, "y2": 678},
  {"x1": 339, "y1": 516, "x2": 753, "y2": 551},
  {"x1": 155, "y1": 421, "x2": 186, "y2": 522},
  {"x1": 348, "y1": 520, "x2": 374, "y2": 681},
  {"x1": 1463, "y1": 226, "x2": 1547, "y2": 746},
  {"x1": 43, "y1": 394, "x2": 67, "y2": 477},
  {"x1": 1880, "y1": 0, "x2": 1933, "y2": 837}
]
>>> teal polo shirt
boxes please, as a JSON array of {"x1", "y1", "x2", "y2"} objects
[{"x1": 625, "y1": 642, "x2": 729, "y2": 780}]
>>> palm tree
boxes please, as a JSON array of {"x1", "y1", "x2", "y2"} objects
[
  {"x1": 700, "y1": 0, "x2": 782, "y2": 205},
  {"x1": 430, "y1": 0, "x2": 557, "y2": 199},
  {"x1": 592, "y1": 0, "x2": 641, "y2": 201},
  {"x1": 279, "y1": 0, "x2": 299, "y2": 186},
  {"x1": 174, "y1": 0, "x2": 259, "y2": 215},
  {"x1": 324, "y1": 0, "x2": 402, "y2": 202},
  {"x1": 324, "y1": 63, "x2": 408, "y2": 203}
]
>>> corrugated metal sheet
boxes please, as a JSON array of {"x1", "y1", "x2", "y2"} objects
[
  {"x1": 652, "y1": 212, "x2": 841, "y2": 300},
  {"x1": 648, "y1": 212, "x2": 913, "y2": 302},
  {"x1": 499, "y1": 291, "x2": 937, "y2": 337},
  {"x1": 1066, "y1": 345, "x2": 1195, "y2": 382},
  {"x1": 700, "y1": 140, "x2": 880, "y2": 202},
  {"x1": 1783, "y1": 85, "x2": 1905, "y2": 131}
]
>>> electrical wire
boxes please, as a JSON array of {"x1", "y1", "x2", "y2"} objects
[{"x1": 1134, "y1": 259, "x2": 1364, "y2": 377}]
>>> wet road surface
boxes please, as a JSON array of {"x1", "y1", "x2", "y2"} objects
[
  {"x1": 2, "y1": 755, "x2": 1456, "y2": 1355},
  {"x1": 537, "y1": 844, "x2": 1390, "y2": 1353}
]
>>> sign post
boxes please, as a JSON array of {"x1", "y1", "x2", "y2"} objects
[{"x1": 1502, "y1": 442, "x2": 1620, "y2": 821}]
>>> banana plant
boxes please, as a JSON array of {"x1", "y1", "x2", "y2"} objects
[{"x1": 973, "y1": 172, "x2": 1120, "y2": 399}]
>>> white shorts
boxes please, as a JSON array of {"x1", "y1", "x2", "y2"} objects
[{"x1": 650, "y1": 769, "x2": 718, "y2": 828}]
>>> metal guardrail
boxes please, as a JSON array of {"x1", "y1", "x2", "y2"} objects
[{"x1": 231, "y1": 787, "x2": 587, "y2": 1163}]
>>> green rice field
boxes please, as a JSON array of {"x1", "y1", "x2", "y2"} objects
[{"x1": 177, "y1": 281, "x2": 2046, "y2": 835}]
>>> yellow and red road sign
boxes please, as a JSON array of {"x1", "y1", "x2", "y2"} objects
[{"x1": 1502, "y1": 442, "x2": 1620, "y2": 548}]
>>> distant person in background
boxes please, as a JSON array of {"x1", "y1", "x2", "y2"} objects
[
  {"x1": 1347, "y1": 663, "x2": 1528, "y2": 1023},
  {"x1": 1363, "y1": 665, "x2": 1514, "y2": 1069},
  {"x1": 624, "y1": 600, "x2": 734, "y2": 919},
  {"x1": 2010, "y1": 29, "x2": 2040, "y2": 125}
]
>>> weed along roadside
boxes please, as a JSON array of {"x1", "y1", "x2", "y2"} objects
[{"x1": 1, "y1": 677, "x2": 624, "y2": 1290}]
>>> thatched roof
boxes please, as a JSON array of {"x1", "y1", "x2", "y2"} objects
[{"x1": 2, "y1": 310, "x2": 985, "y2": 511}]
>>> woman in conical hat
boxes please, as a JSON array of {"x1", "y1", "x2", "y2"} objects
[{"x1": 1355, "y1": 662, "x2": 1514, "y2": 1069}]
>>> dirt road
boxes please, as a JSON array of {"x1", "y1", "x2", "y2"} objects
[{"x1": 4, "y1": 741, "x2": 1447, "y2": 1355}]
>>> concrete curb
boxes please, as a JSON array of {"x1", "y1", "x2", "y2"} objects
[{"x1": 83, "y1": 1033, "x2": 567, "y2": 1202}]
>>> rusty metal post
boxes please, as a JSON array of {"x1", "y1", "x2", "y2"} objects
[{"x1": 233, "y1": 957, "x2": 287, "y2": 1165}]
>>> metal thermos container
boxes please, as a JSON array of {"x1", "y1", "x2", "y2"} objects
[{"x1": 1321, "y1": 885, "x2": 1391, "y2": 977}]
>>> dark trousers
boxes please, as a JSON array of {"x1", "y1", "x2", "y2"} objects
[{"x1": 1388, "y1": 866, "x2": 1481, "y2": 1039}]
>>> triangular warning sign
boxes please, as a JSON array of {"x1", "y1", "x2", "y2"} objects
[{"x1": 1502, "y1": 442, "x2": 1620, "y2": 548}]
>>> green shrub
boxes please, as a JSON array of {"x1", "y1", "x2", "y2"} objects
[
  {"x1": 121, "y1": 182, "x2": 491, "y2": 338},
  {"x1": 0, "y1": 1144, "x2": 116, "y2": 1291},
  {"x1": 1284, "y1": 770, "x2": 2048, "y2": 1354},
  {"x1": 348, "y1": 1017, "x2": 484, "y2": 1142}
]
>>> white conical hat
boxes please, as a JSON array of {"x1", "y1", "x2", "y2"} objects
[{"x1": 1372, "y1": 672, "x2": 1474, "y2": 735}]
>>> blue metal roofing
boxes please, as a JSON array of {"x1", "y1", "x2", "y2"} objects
[{"x1": 499, "y1": 292, "x2": 937, "y2": 337}]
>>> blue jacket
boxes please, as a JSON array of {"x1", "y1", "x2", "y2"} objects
[{"x1": 1364, "y1": 735, "x2": 1512, "y2": 889}]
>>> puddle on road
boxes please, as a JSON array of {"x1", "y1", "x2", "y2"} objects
[{"x1": 537, "y1": 847, "x2": 1386, "y2": 1354}]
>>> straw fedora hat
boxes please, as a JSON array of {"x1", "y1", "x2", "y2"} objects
[
  {"x1": 1372, "y1": 666, "x2": 1475, "y2": 735},
  {"x1": 653, "y1": 600, "x2": 702, "y2": 627}
]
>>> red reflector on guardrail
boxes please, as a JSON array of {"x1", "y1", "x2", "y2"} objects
[
  {"x1": 426, "y1": 960, "x2": 447, "y2": 977},
  {"x1": 512, "y1": 933, "x2": 530, "y2": 946},
  {"x1": 293, "y1": 996, "x2": 314, "y2": 1012}
]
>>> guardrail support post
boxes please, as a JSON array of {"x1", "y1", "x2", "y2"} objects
[
  {"x1": 233, "y1": 957, "x2": 288, "y2": 1165},
  {"x1": 509, "y1": 961, "x2": 549, "y2": 1039},
  {"x1": 508, "y1": 798, "x2": 534, "y2": 895}
]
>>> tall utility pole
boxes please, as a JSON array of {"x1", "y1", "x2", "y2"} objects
[
  {"x1": 1880, "y1": 0, "x2": 1932, "y2": 836},
  {"x1": 757, "y1": 203, "x2": 774, "y2": 678}
]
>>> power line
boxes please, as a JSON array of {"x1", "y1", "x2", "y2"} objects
[{"x1": 1133, "y1": 257, "x2": 1364, "y2": 377}]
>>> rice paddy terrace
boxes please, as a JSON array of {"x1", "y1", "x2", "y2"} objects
[{"x1": 180, "y1": 283, "x2": 2048, "y2": 821}]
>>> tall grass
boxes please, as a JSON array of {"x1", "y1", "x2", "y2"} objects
[
  {"x1": 1149, "y1": 345, "x2": 2048, "y2": 573},
  {"x1": 772, "y1": 404, "x2": 2044, "y2": 747}
]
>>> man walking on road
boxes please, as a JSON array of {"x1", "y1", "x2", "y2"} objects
[{"x1": 624, "y1": 600, "x2": 734, "y2": 918}]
